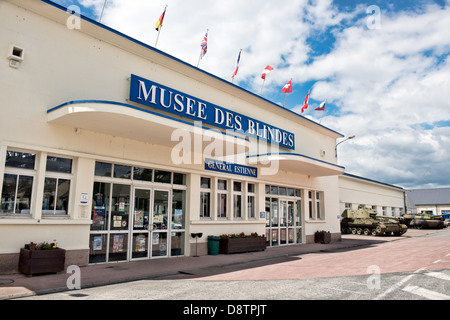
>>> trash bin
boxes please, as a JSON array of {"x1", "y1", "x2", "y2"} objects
[{"x1": 207, "y1": 236, "x2": 220, "y2": 255}]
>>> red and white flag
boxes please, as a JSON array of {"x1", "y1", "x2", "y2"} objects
[
  {"x1": 261, "y1": 65, "x2": 274, "y2": 80},
  {"x1": 315, "y1": 99, "x2": 326, "y2": 111},
  {"x1": 301, "y1": 90, "x2": 310, "y2": 113},
  {"x1": 282, "y1": 79, "x2": 292, "y2": 93}
]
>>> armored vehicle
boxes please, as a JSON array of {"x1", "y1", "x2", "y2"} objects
[
  {"x1": 399, "y1": 213, "x2": 445, "y2": 229},
  {"x1": 341, "y1": 208, "x2": 407, "y2": 236}
]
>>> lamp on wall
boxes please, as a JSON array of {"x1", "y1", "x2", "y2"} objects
[{"x1": 335, "y1": 135, "x2": 355, "y2": 157}]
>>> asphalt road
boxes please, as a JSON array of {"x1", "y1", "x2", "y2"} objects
[{"x1": 20, "y1": 228, "x2": 450, "y2": 301}]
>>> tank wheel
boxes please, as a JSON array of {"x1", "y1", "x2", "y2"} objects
[
  {"x1": 371, "y1": 228, "x2": 377, "y2": 236},
  {"x1": 351, "y1": 228, "x2": 357, "y2": 234},
  {"x1": 356, "y1": 228, "x2": 363, "y2": 235},
  {"x1": 363, "y1": 228, "x2": 371, "y2": 236},
  {"x1": 375, "y1": 226, "x2": 384, "y2": 236}
]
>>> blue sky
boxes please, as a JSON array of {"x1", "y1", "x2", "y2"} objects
[{"x1": 50, "y1": 0, "x2": 450, "y2": 189}]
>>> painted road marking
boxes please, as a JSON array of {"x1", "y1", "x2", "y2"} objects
[
  {"x1": 425, "y1": 271, "x2": 450, "y2": 281},
  {"x1": 402, "y1": 285, "x2": 450, "y2": 300},
  {"x1": 374, "y1": 267, "x2": 427, "y2": 300}
]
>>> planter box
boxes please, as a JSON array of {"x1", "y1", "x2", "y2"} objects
[
  {"x1": 18, "y1": 248, "x2": 66, "y2": 276},
  {"x1": 219, "y1": 237, "x2": 266, "y2": 254},
  {"x1": 314, "y1": 232, "x2": 331, "y2": 244}
]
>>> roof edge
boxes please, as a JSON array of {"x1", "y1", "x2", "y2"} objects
[{"x1": 342, "y1": 173, "x2": 405, "y2": 191}]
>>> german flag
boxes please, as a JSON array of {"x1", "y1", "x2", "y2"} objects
[{"x1": 155, "y1": 7, "x2": 166, "y2": 31}]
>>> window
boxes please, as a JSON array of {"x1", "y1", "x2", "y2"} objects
[
  {"x1": 1, "y1": 150, "x2": 36, "y2": 215},
  {"x1": 248, "y1": 183, "x2": 255, "y2": 219},
  {"x1": 308, "y1": 191, "x2": 313, "y2": 219},
  {"x1": 114, "y1": 164, "x2": 132, "y2": 179},
  {"x1": 42, "y1": 156, "x2": 72, "y2": 216},
  {"x1": 133, "y1": 167, "x2": 152, "y2": 182},
  {"x1": 200, "y1": 177, "x2": 211, "y2": 218},
  {"x1": 217, "y1": 179, "x2": 227, "y2": 218},
  {"x1": 95, "y1": 162, "x2": 112, "y2": 177},
  {"x1": 233, "y1": 181, "x2": 242, "y2": 219},
  {"x1": 5, "y1": 150, "x2": 35, "y2": 169},
  {"x1": 316, "y1": 192, "x2": 322, "y2": 220},
  {"x1": 172, "y1": 189, "x2": 186, "y2": 230},
  {"x1": 173, "y1": 173, "x2": 186, "y2": 185},
  {"x1": 154, "y1": 170, "x2": 171, "y2": 184},
  {"x1": 307, "y1": 190, "x2": 324, "y2": 220},
  {"x1": 46, "y1": 156, "x2": 72, "y2": 173},
  {"x1": 42, "y1": 178, "x2": 70, "y2": 215},
  {"x1": 1, "y1": 173, "x2": 33, "y2": 215}
]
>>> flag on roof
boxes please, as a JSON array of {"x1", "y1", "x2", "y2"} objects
[
  {"x1": 200, "y1": 31, "x2": 208, "y2": 59},
  {"x1": 261, "y1": 65, "x2": 274, "y2": 80},
  {"x1": 232, "y1": 50, "x2": 242, "y2": 80},
  {"x1": 155, "y1": 7, "x2": 166, "y2": 31},
  {"x1": 282, "y1": 79, "x2": 292, "y2": 93},
  {"x1": 315, "y1": 100, "x2": 326, "y2": 111},
  {"x1": 301, "y1": 90, "x2": 310, "y2": 113}
]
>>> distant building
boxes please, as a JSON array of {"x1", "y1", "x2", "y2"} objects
[
  {"x1": 406, "y1": 188, "x2": 450, "y2": 219},
  {"x1": 339, "y1": 173, "x2": 406, "y2": 217}
]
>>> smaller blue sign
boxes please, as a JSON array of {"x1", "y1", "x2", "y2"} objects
[{"x1": 205, "y1": 158, "x2": 257, "y2": 178}]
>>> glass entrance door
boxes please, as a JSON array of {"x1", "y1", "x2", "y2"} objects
[
  {"x1": 131, "y1": 188, "x2": 151, "y2": 260},
  {"x1": 131, "y1": 188, "x2": 185, "y2": 260},
  {"x1": 152, "y1": 189, "x2": 170, "y2": 258},
  {"x1": 266, "y1": 197, "x2": 302, "y2": 246}
]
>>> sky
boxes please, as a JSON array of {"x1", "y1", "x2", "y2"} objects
[{"x1": 51, "y1": 0, "x2": 450, "y2": 189}]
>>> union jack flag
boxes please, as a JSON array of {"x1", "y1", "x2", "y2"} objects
[{"x1": 200, "y1": 32, "x2": 208, "y2": 59}]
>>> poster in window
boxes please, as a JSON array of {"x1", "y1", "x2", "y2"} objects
[
  {"x1": 93, "y1": 236, "x2": 103, "y2": 250},
  {"x1": 152, "y1": 233, "x2": 159, "y2": 245},
  {"x1": 134, "y1": 210, "x2": 144, "y2": 228},
  {"x1": 135, "y1": 235, "x2": 146, "y2": 252},
  {"x1": 112, "y1": 234, "x2": 124, "y2": 252},
  {"x1": 113, "y1": 215, "x2": 122, "y2": 228},
  {"x1": 92, "y1": 206, "x2": 105, "y2": 227}
]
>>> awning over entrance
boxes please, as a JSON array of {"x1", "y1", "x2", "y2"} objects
[
  {"x1": 247, "y1": 153, "x2": 345, "y2": 177},
  {"x1": 47, "y1": 100, "x2": 249, "y2": 155}
]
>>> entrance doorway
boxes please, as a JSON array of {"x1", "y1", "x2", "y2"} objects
[
  {"x1": 131, "y1": 188, "x2": 185, "y2": 260},
  {"x1": 265, "y1": 197, "x2": 303, "y2": 246}
]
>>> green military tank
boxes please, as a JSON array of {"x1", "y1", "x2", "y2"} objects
[
  {"x1": 341, "y1": 207, "x2": 407, "y2": 236},
  {"x1": 399, "y1": 213, "x2": 445, "y2": 229}
]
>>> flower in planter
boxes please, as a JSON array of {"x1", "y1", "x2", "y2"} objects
[
  {"x1": 219, "y1": 232, "x2": 264, "y2": 239},
  {"x1": 25, "y1": 239, "x2": 58, "y2": 250}
]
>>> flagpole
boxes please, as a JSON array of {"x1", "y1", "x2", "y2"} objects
[
  {"x1": 155, "y1": 26, "x2": 162, "y2": 47},
  {"x1": 260, "y1": 79, "x2": 265, "y2": 94},
  {"x1": 318, "y1": 99, "x2": 326, "y2": 123},
  {"x1": 155, "y1": 5, "x2": 168, "y2": 48},
  {"x1": 99, "y1": 0, "x2": 107, "y2": 23},
  {"x1": 318, "y1": 109, "x2": 324, "y2": 123}
]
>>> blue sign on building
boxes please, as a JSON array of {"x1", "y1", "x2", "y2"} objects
[
  {"x1": 129, "y1": 74, "x2": 295, "y2": 150},
  {"x1": 205, "y1": 158, "x2": 257, "y2": 178}
]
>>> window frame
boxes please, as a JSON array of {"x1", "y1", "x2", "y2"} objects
[
  {"x1": 1, "y1": 149, "x2": 37, "y2": 217},
  {"x1": 41, "y1": 155, "x2": 73, "y2": 217}
]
